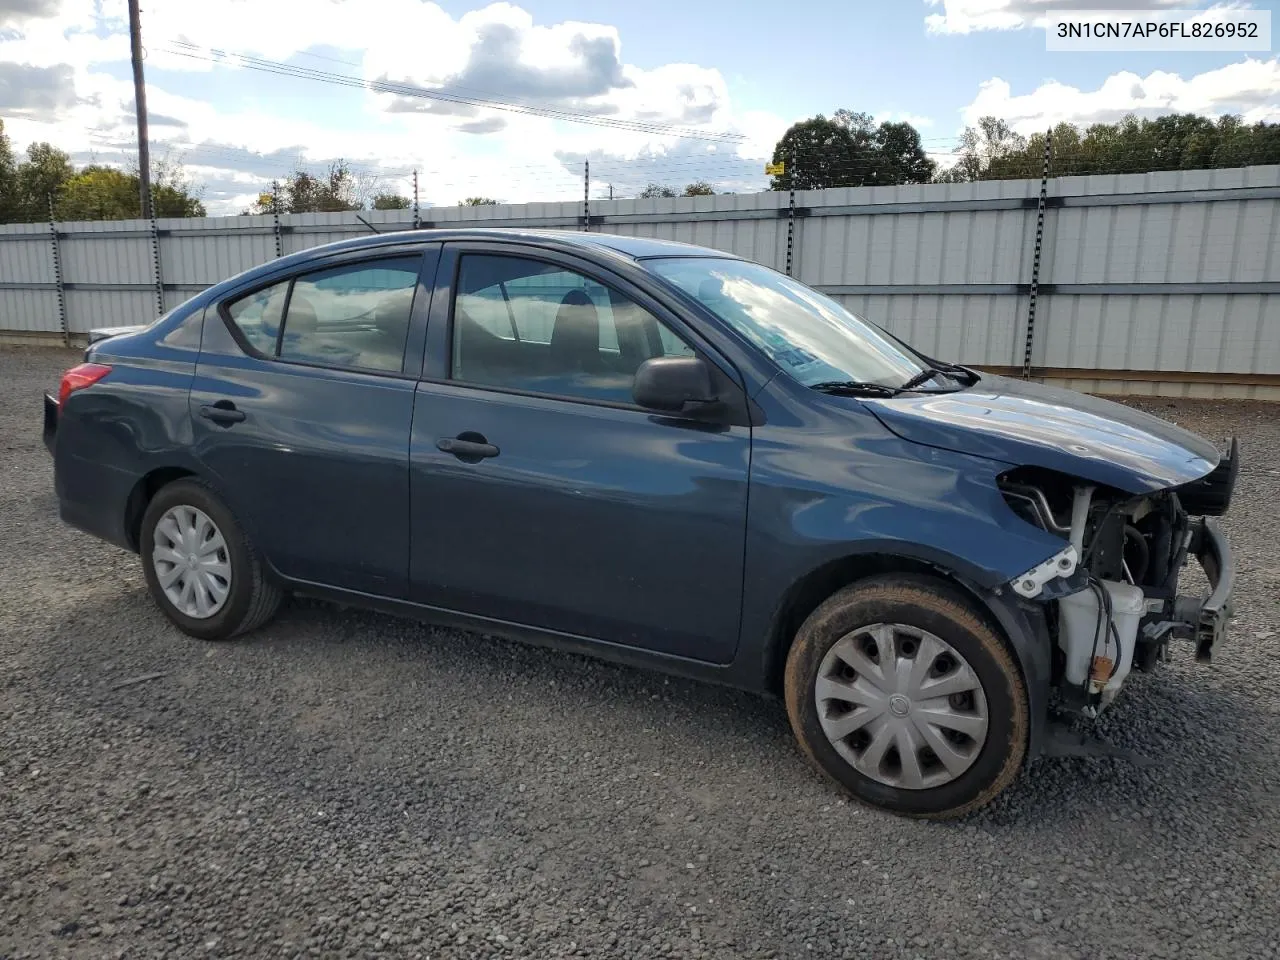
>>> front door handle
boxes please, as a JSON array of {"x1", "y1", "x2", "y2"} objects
[
  {"x1": 437, "y1": 434, "x2": 499, "y2": 462},
  {"x1": 200, "y1": 402, "x2": 246, "y2": 425}
]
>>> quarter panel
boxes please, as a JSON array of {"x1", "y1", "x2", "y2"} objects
[{"x1": 54, "y1": 323, "x2": 204, "y2": 550}]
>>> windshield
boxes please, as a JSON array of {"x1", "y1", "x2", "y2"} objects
[{"x1": 646, "y1": 257, "x2": 929, "y2": 388}]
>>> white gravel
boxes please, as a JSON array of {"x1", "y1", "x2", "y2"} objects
[{"x1": 2, "y1": 345, "x2": 1278, "y2": 960}]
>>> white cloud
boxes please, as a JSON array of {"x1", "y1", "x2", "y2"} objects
[
  {"x1": 147, "y1": 1, "x2": 733, "y2": 135},
  {"x1": 0, "y1": 0, "x2": 783, "y2": 215},
  {"x1": 962, "y1": 57, "x2": 1280, "y2": 132},
  {"x1": 874, "y1": 111, "x2": 935, "y2": 129},
  {"x1": 925, "y1": 0, "x2": 1209, "y2": 34}
]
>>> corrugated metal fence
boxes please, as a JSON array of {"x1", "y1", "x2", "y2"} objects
[{"x1": 3, "y1": 164, "x2": 1278, "y2": 398}]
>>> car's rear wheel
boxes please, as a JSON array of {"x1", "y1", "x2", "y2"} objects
[
  {"x1": 783, "y1": 574, "x2": 1027, "y2": 818},
  {"x1": 140, "y1": 478, "x2": 282, "y2": 640}
]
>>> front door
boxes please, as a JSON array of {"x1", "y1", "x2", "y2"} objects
[
  {"x1": 191, "y1": 247, "x2": 436, "y2": 597},
  {"x1": 407, "y1": 246, "x2": 751, "y2": 664}
]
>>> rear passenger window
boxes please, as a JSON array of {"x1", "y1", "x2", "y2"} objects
[
  {"x1": 226, "y1": 280, "x2": 288, "y2": 355},
  {"x1": 280, "y1": 259, "x2": 421, "y2": 373},
  {"x1": 223, "y1": 256, "x2": 421, "y2": 373}
]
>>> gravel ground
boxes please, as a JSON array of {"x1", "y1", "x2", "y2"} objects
[{"x1": 2, "y1": 344, "x2": 1278, "y2": 960}]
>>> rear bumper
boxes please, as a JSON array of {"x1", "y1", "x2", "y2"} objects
[
  {"x1": 45, "y1": 391, "x2": 138, "y2": 552},
  {"x1": 52, "y1": 449, "x2": 139, "y2": 553},
  {"x1": 43, "y1": 392, "x2": 58, "y2": 455}
]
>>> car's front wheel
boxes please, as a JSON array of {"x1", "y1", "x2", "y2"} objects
[
  {"x1": 140, "y1": 478, "x2": 282, "y2": 640},
  {"x1": 784, "y1": 574, "x2": 1028, "y2": 818}
]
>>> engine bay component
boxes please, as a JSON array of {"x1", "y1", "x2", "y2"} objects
[
  {"x1": 997, "y1": 451, "x2": 1237, "y2": 718},
  {"x1": 1011, "y1": 545, "x2": 1079, "y2": 599},
  {"x1": 1057, "y1": 579, "x2": 1145, "y2": 706}
]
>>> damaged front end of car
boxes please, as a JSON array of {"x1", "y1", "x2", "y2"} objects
[{"x1": 999, "y1": 438, "x2": 1239, "y2": 721}]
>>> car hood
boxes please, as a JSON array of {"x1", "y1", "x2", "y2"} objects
[{"x1": 863, "y1": 374, "x2": 1220, "y2": 493}]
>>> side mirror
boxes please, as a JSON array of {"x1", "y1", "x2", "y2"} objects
[{"x1": 632, "y1": 356, "x2": 717, "y2": 414}]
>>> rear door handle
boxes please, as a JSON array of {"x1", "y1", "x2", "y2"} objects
[
  {"x1": 200, "y1": 403, "x2": 246, "y2": 425},
  {"x1": 436, "y1": 435, "x2": 499, "y2": 461}
]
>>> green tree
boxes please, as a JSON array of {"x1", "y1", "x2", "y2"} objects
[
  {"x1": 769, "y1": 116, "x2": 863, "y2": 190},
  {"x1": 769, "y1": 112, "x2": 934, "y2": 189},
  {"x1": 0, "y1": 119, "x2": 16, "y2": 223},
  {"x1": 833, "y1": 109, "x2": 878, "y2": 149},
  {"x1": 56, "y1": 166, "x2": 138, "y2": 220},
  {"x1": 942, "y1": 112, "x2": 1280, "y2": 183},
  {"x1": 872, "y1": 122, "x2": 936, "y2": 184},
  {"x1": 939, "y1": 117, "x2": 1028, "y2": 182},
  {"x1": 294, "y1": 162, "x2": 361, "y2": 212},
  {"x1": 1214, "y1": 119, "x2": 1280, "y2": 168},
  {"x1": 0, "y1": 142, "x2": 204, "y2": 222},
  {"x1": 460, "y1": 196, "x2": 499, "y2": 206},
  {"x1": 149, "y1": 154, "x2": 206, "y2": 217},
  {"x1": 248, "y1": 162, "x2": 361, "y2": 214},
  {"x1": 15, "y1": 143, "x2": 74, "y2": 219},
  {"x1": 53, "y1": 161, "x2": 204, "y2": 221},
  {"x1": 639, "y1": 183, "x2": 676, "y2": 198},
  {"x1": 372, "y1": 193, "x2": 410, "y2": 209},
  {"x1": 682, "y1": 180, "x2": 715, "y2": 196}
]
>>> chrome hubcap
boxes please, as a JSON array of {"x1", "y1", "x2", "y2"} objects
[
  {"x1": 151, "y1": 505, "x2": 231, "y2": 619},
  {"x1": 815, "y1": 623, "x2": 989, "y2": 790}
]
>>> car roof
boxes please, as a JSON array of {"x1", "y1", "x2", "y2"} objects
[
  {"x1": 526, "y1": 230, "x2": 735, "y2": 260},
  {"x1": 276, "y1": 227, "x2": 740, "y2": 264}
]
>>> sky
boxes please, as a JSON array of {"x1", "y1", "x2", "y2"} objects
[{"x1": 2, "y1": 0, "x2": 1280, "y2": 215}]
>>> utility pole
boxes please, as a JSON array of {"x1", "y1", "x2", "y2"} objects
[{"x1": 128, "y1": 0, "x2": 152, "y2": 219}]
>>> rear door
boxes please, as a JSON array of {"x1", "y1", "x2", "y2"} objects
[
  {"x1": 407, "y1": 242, "x2": 751, "y2": 663},
  {"x1": 190, "y1": 244, "x2": 438, "y2": 597}
]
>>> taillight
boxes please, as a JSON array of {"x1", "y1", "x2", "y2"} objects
[{"x1": 58, "y1": 363, "x2": 112, "y2": 406}]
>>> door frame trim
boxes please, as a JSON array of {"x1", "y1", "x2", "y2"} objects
[{"x1": 210, "y1": 243, "x2": 442, "y2": 381}]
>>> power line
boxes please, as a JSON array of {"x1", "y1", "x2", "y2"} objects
[
  {"x1": 50, "y1": 122, "x2": 1249, "y2": 190},
  {"x1": 20, "y1": 113, "x2": 1280, "y2": 213},
  {"x1": 163, "y1": 39, "x2": 746, "y2": 144}
]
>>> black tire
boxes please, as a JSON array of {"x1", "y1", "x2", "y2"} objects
[
  {"x1": 783, "y1": 574, "x2": 1028, "y2": 819},
  {"x1": 139, "y1": 478, "x2": 282, "y2": 641}
]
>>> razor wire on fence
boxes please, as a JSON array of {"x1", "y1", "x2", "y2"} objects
[{"x1": 2, "y1": 153, "x2": 1280, "y2": 399}]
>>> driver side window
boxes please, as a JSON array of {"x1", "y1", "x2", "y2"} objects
[{"x1": 451, "y1": 254, "x2": 694, "y2": 404}]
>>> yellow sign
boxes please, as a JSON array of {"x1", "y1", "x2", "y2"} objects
[{"x1": 764, "y1": 161, "x2": 785, "y2": 176}]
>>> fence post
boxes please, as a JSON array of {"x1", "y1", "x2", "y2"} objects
[
  {"x1": 785, "y1": 149, "x2": 797, "y2": 277},
  {"x1": 149, "y1": 207, "x2": 165, "y2": 317},
  {"x1": 271, "y1": 181, "x2": 283, "y2": 258},
  {"x1": 47, "y1": 194, "x2": 68, "y2": 348},
  {"x1": 412, "y1": 169, "x2": 420, "y2": 229},
  {"x1": 583, "y1": 160, "x2": 590, "y2": 232},
  {"x1": 1022, "y1": 127, "x2": 1053, "y2": 379}
]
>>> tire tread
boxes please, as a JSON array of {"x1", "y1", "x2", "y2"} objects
[
  {"x1": 141, "y1": 477, "x2": 282, "y2": 640},
  {"x1": 783, "y1": 574, "x2": 1028, "y2": 819}
]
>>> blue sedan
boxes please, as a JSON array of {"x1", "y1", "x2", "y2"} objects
[{"x1": 43, "y1": 229, "x2": 1236, "y2": 817}]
